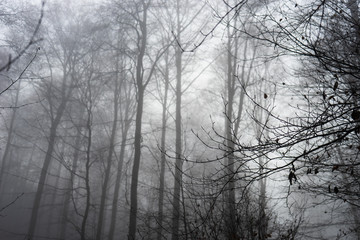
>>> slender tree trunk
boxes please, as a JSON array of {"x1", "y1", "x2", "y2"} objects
[
  {"x1": 258, "y1": 170, "x2": 267, "y2": 240},
  {"x1": 46, "y1": 125, "x2": 71, "y2": 238},
  {"x1": 59, "y1": 118, "x2": 83, "y2": 240},
  {"x1": 45, "y1": 158, "x2": 63, "y2": 238},
  {"x1": 257, "y1": 103, "x2": 266, "y2": 239},
  {"x1": 129, "y1": 86, "x2": 144, "y2": 240},
  {"x1": 233, "y1": 39, "x2": 250, "y2": 136},
  {"x1": 225, "y1": 24, "x2": 237, "y2": 240},
  {"x1": 108, "y1": 51, "x2": 133, "y2": 240},
  {"x1": 26, "y1": 124, "x2": 59, "y2": 239},
  {"x1": 108, "y1": 122, "x2": 130, "y2": 240},
  {"x1": 95, "y1": 72, "x2": 120, "y2": 240},
  {"x1": 157, "y1": 51, "x2": 169, "y2": 240},
  {"x1": 128, "y1": 2, "x2": 148, "y2": 239},
  {"x1": 27, "y1": 99, "x2": 67, "y2": 240},
  {"x1": 0, "y1": 79, "x2": 21, "y2": 193},
  {"x1": 171, "y1": 1, "x2": 183, "y2": 239},
  {"x1": 80, "y1": 101, "x2": 93, "y2": 240},
  {"x1": 180, "y1": 178, "x2": 189, "y2": 239},
  {"x1": 79, "y1": 69, "x2": 96, "y2": 240},
  {"x1": 256, "y1": 66, "x2": 270, "y2": 240}
]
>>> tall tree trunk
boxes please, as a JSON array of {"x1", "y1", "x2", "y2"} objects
[
  {"x1": 129, "y1": 86, "x2": 144, "y2": 240},
  {"x1": 127, "y1": 1, "x2": 169, "y2": 237},
  {"x1": 157, "y1": 51, "x2": 169, "y2": 240},
  {"x1": 80, "y1": 100, "x2": 93, "y2": 240},
  {"x1": 59, "y1": 115, "x2": 83, "y2": 240},
  {"x1": 258, "y1": 168, "x2": 267, "y2": 240},
  {"x1": 27, "y1": 99, "x2": 68, "y2": 240},
  {"x1": 45, "y1": 158, "x2": 63, "y2": 238},
  {"x1": 225, "y1": 32, "x2": 237, "y2": 240},
  {"x1": 108, "y1": 52, "x2": 133, "y2": 240},
  {"x1": 95, "y1": 70, "x2": 120, "y2": 240},
  {"x1": 128, "y1": 1, "x2": 148, "y2": 239},
  {"x1": 0, "y1": 79, "x2": 21, "y2": 194},
  {"x1": 108, "y1": 66, "x2": 133, "y2": 240},
  {"x1": 108, "y1": 121, "x2": 130, "y2": 240},
  {"x1": 171, "y1": 1, "x2": 183, "y2": 239}
]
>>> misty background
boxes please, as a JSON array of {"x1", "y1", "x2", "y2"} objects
[{"x1": 0, "y1": 0, "x2": 359, "y2": 239}]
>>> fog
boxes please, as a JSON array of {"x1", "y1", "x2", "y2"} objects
[{"x1": 0, "y1": 0, "x2": 359, "y2": 239}]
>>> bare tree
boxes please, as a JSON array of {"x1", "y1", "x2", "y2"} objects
[
  {"x1": 127, "y1": 1, "x2": 151, "y2": 238},
  {"x1": 26, "y1": 4, "x2": 98, "y2": 238},
  {"x1": 0, "y1": 0, "x2": 44, "y2": 195},
  {"x1": 210, "y1": 0, "x2": 360, "y2": 237},
  {"x1": 59, "y1": 106, "x2": 85, "y2": 240},
  {"x1": 94, "y1": 36, "x2": 120, "y2": 240},
  {"x1": 123, "y1": 1, "x2": 170, "y2": 238},
  {"x1": 171, "y1": 0, "x2": 184, "y2": 238}
]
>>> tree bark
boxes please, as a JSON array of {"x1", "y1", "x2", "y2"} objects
[
  {"x1": 0, "y1": 78, "x2": 21, "y2": 194},
  {"x1": 108, "y1": 120, "x2": 130, "y2": 240},
  {"x1": 224, "y1": 6, "x2": 239, "y2": 238},
  {"x1": 108, "y1": 44, "x2": 133, "y2": 240},
  {"x1": 128, "y1": 3, "x2": 148, "y2": 238},
  {"x1": 171, "y1": 1, "x2": 183, "y2": 239},
  {"x1": 157, "y1": 50, "x2": 169, "y2": 240},
  {"x1": 59, "y1": 120, "x2": 83, "y2": 240},
  {"x1": 95, "y1": 69, "x2": 120, "y2": 240},
  {"x1": 128, "y1": 86, "x2": 144, "y2": 240},
  {"x1": 80, "y1": 96, "x2": 93, "y2": 240},
  {"x1": 27, "y1": 100, "x2": 67, "y2": 240},
  {"x1": 45, "y1": 156, "x2": 63, "y2": 238}
]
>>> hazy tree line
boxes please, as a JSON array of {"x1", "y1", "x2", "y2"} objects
[{"x1": 0, "y1": 0, "x2": 359, "y2": 239}]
